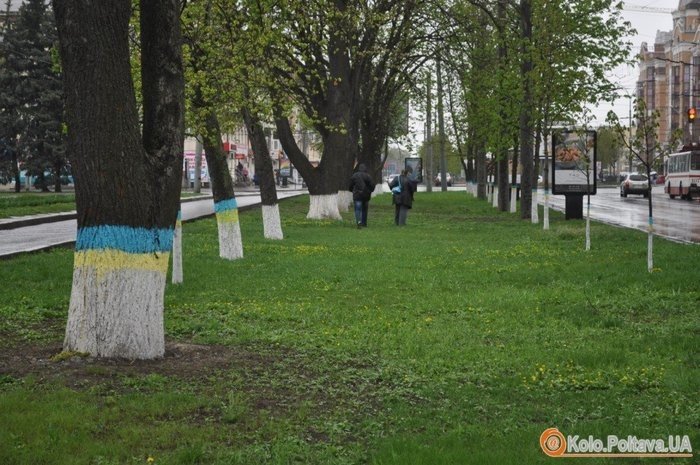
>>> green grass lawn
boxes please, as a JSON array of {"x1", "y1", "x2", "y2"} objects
[
  {"x1": 0, "y1": 191, "x2": 211, "y2": 219},
  {"x1": 0, "y1": 192, "x2": 698, "y2": 465},
  {"x1": 0, "y1": 193, "x2": 76, "y2": 218}
]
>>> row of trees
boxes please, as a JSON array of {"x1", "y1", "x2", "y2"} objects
[
  {"x1": 45, "y1": 0, "x2": 637, "y2": 358},
  {"x1": 421, "y1": 0, "x2": 634, "y2": 218}
]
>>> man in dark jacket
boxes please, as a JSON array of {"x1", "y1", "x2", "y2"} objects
[{"x1": 348, "y1": 164, "x2": 375, "y2": 228}]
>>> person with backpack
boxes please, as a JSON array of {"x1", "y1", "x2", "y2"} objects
[
  {"x1": 348, "y1": 163, "x2": 376, "y2": 228},
  {"x1": 388, "y1": 166, "x2": 418, "y2": 226}
]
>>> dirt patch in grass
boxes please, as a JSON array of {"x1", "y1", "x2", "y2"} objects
[
  {"x1": 0, "y1": 339, "x2": 399, "y2": 433},
  {"x1": 0, "y1": 340, "x2": 284, "y2": 386}
]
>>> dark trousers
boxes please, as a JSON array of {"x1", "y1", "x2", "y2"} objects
[
  {"x1": 354, "y1": 200, "x2": 369, "y2": 226},
  {"x1": 394, "y1": 204, "x2": 408, "y2": 225}
]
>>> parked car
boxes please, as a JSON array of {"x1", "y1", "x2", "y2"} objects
[
  {"x1": 434, "y1": 172, "x2": 452, "y2": 186},
  {"x1": 620, "y1": 173, "x2": 649, "y2": 198}
]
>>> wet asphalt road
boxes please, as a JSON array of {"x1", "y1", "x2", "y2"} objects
[{"x1": 542, "y1": 186, "x2": 700, "y2": 244}]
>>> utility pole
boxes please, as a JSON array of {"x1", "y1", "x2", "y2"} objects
[
  {"x1": 628, "y1": 97, "x2": 633, "y2": 172},
  {"x1": 437, "y1": 58, "x2": 447, "y2": 191}
]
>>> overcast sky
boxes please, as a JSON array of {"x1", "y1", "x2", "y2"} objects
[{"x1": 591, "y1": 0, "x2": 678, "y2": 124}]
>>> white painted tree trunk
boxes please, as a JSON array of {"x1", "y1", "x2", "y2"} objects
[
  {"x1": 585, "y1": 203, "x2": 591, "y2": 251},
  {"x1": 492, "y1": 187, "x2": 498, "y2": 207},
  {"x1": 337, "y1": 190, "x2": 352, "y2": 212},
  {"x1": 531, "y1": 189, "x2": 539, "y2": 223},
  {"x1": 172, "y1": 211, "x2": 183, "y2": 284},
  {"x1": 217, "y1": 218, "x2": 244, "y2": 259},
  {"x1": 543, "y1": 190, "x2": 550, "y2": 230},
  {"x1": 647, "y1": 219, "x2": 654, "y2": 272},
  {"x1": 64, "y1": 226, "x2": 171, "y2": 359},
  {"x1": 510, "y1": 187, "x2": 517, "y2": 213},
  {"x1": 308, "y1": 194, "x2": 342, "y2": 220},
  {"x1": 262, "y1": 204, "x2": 284, "y2": 240},
  {"x1": 215, "y1": 199, "x2": 244, "y2": 260}
]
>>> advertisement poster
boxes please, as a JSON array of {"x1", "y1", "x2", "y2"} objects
[
  {"x1": 183, "y1": 152, "x2": 210, "y2": 186},
  {"x1": 279, "y1": 156, "x2": 291, "y2": 177},
  {"x1": 405, "y1": 157, "x2": 423, "y2": 183},
  {"x1": 552, "y1": 130, "x2": 597, "y2": 195}
]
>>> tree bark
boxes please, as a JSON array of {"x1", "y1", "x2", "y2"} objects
[
  {"x1": 476, "y1": 146, "x2": 487, "y2": 200},
  {"x1": 56, "y1": 0, "x2": 184, "y2": 359},
  {"x1": 200, "y1": 110, "x2": 243, "y2": 260},
  {"x1": 275, "y1": 114, "x2": 346, "y2": 219},
  {"x1": 519, "y1": 0, "x2": 534, "y2": 219},
  {"x1": 242, "y1": 106, "x2": 283, "y2": 240},
  {"x1": 12, "y1": 151, "x2": 20, "y2": 193}
]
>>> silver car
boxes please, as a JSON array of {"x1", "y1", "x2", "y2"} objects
[{"x1": 620, "y1": 173, "x2": 649, "y2": 198}]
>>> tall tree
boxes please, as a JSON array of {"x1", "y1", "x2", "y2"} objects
[
  {"x1": 206, "y1": 0, "x2": 284, "y2": 240},
  {"x1": 437, "y1": 0, "x2": 632, "y2": 216},
  {"x1": 518, "y1": 0, "x2": 534, "y2": 219},
  {"x1": 55, "y1": 0, "x2": 185, "y2": 359},
  {"x1": 597, "y1": 126, "x2": 622, "y2": 175},
  {"x1": 0, "y1": 0, "x2": 66, "y2": 192},
  {"x1": 265, "y1": 0, "x2": 429, "y2": 219},
  {"x1": 608, "y1": 99, "x2": 681, "y2": 272},
  {"x1": 528, "y1": 0, "x2": 633, "y2": 221},
  {"x1": 182, "y1": 2, "x2": 245, "y2": 259}
]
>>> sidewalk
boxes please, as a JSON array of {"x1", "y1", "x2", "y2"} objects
[{"x1": 0, "y1": 188, "x2": 307, "y2": 259}]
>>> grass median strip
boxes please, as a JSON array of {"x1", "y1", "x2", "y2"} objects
[
  {"x1": 0, "y1": 193, "x2": 76, "y2": 218},
  {"x1": 0, "y1": 191, "x2": 698, "y2": 464}
]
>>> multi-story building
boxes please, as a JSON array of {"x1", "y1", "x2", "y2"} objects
[{"x1": 637, "y1": 0, "x2": 700, "y2": 147}]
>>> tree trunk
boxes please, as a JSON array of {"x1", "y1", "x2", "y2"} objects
[
  {"x1": 242, "y1": 107, "x2": 283, "y2": 240},
  {"x1": 476, "y1": 147, "x2": 487, "y2": 200},
  {"x1": 437, "y1": 58, "x2": 448, "y2": 192},
  {"x1": 56, "y1": 0, "x2": 184, "y2": 359},
  {"x1": 358, "y1": 116, "x2": 388, "y2": 186},
  {"x1": 466, "y1": 128, "x2": 476, "y2": 183},
  {"x1": 531, "y1": 126, "x2": 541, "y2": 224},
  {"x1": 12, "y1": 151, "x2": 20, "y2": 193},
  {"x1": 200, "y1": 110, "x2": 243, "y2": 260},
  {"x1": 446, "y1": 71, "x2": 469, "y2": 185},
  {"x1": 275, "y1": 114, "x2": 346, "y2": 220},
  {"x1": 518, "y1": 0, "x2": 534, "y2": 220},
  {"x1": 53, "y1": 162, "x2": 62, "y2": 193},
  {"x1": 496, "y1": 0, "x2": 508, "y2": 210},
  {"x1": 273, "y1": 2, "x2": 354, "y2": 220},
  {"x1": 172, "y1": 209, "x2": 183, "y2": 284},
  {"x1": 425, "y1": 73, "x2": 433, "y2": 193}
]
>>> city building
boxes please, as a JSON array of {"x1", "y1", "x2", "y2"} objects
[
  {"x1": 182, "y1": 121, "x2": 321, "y2": 188},
  {"x1": 636, "y1": 0, "x2": 700, "y2": 147}
]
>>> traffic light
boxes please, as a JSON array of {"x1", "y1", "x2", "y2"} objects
[{"x1": 688, "y1": 107, "x2": 697, "y2": 123}]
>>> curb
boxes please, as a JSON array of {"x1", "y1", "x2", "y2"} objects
[{"x1": 0, "y1": 211, "x2": 77, "y2": 230}]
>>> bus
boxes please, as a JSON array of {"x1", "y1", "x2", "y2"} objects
[{"x1": 664, "y1": 150, "x2": 700, "y2": 199}]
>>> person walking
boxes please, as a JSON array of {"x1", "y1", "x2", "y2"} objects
[
  {"x1": 388, "y1": 167, "x2": 418, "y2": 226},
  {"x1": 348, "y1": 163, "x2": 375, "y2": 228}
]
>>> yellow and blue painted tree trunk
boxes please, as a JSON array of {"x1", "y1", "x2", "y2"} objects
[
  {"x1": 64, "y1": 225, "x2": 173, "y2": 358},
  {"x1": 215, "y1": 198, "x2": 243, "y2": 259}
]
